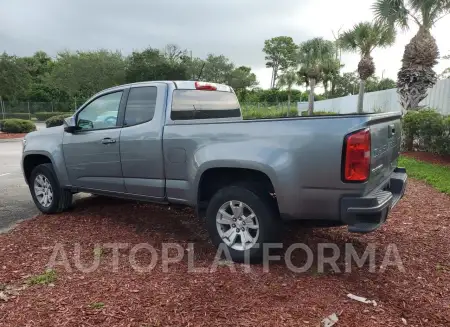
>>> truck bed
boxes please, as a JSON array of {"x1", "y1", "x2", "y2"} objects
[{"x1": 163, "y1": 112, "x2": 403, "y2": 222}]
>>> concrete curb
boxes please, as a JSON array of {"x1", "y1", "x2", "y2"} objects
[{"x1": 0, "y1": 214, "x2": 39, "y2": 234}]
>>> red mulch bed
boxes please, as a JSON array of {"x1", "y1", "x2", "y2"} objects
[
  {"x1": 1, "y1": 180, "x2": 449, "y2": 326},
  {"x1": 402, "y1": 151, "x2": 450, "y2": 166},
  {"x1": 0, "y1": 133, "x2": 26, "y2": 140}
]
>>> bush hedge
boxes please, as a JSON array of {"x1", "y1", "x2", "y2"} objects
[
  {"x1": 46, "y1": 114, "x2": 72, "y2": 128},
  {"x1": 35, "y1": 112, "x2": 70, "y2": 121},
  {"x1": 0, "y1": 119, "x2": 4, "y2": 132},
  {"x1": 1, "y1": 119, "x2": 36, "y2": 133},
  {"x1": 402, "y1": 109, "x2": 450, "y2": 155}
]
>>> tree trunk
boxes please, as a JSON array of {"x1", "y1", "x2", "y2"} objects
[
  {"x1": 405, "y1": 135, "x2": 414, "y2": 151},
  {"x1": 324, "y1": 82, "x2": 329, "y2": 99},
  {"x1": 287, "y1": 89, "x2": 291, "y2": 117},
  {"x1": 273, "y1": 67, "x2": 278, "y2": 89},
  {"x1": 308, "y1": 78, "x2": 315, "y2": 115},
  {"x1": 397, "y1": 27, "x2": 438, "y2": 111},
  {"x1": 331, "y1": 77, "x2": 336, "y2": 97},
  {"x1": 357, "y1": 79, "x2": 365, "y2": 113},
  {"x1": 270, "y1": 68, "x2": 275, "y2": 88}
]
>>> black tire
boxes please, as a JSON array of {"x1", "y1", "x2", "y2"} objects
[
  {"x1": 29, "y1": 163, "x2": 73, "y2": 214},
  {"x1": 205, "y1": 184, "x2": 281, "y2": 263}
]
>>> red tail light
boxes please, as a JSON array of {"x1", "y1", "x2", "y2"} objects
[
  {"x1": 195, "y1": 81, "x2": 217, "y2": 91},
  {"x1": 343, "y1": 128, "x2": 371, "y2": 182}
]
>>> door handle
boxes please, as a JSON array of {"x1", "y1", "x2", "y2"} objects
[
  {"x1": 388, "y1": 124, "x2": 396, "y2": 138},
  {"x1": 101, "y1": 138, "x2": 116, "y2": 144}
]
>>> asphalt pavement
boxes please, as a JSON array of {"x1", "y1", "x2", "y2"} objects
[
  {"x1": 0, "y1": 140, "x2": 38, "y2": 232},
  {"x1": 0, "y1": 123, "x2": 44, "y2": 232}
]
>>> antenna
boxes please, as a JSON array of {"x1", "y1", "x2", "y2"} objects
[{"x1": 197, "y1": 62, "x2": 206, "y2": 80}]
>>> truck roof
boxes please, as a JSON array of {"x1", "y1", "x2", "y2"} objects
[{"x1": 103, "y1": 81, "x2": 233, "y2": 93}]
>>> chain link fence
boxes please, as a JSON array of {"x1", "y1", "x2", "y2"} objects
[{"x1": 0, "y1": 101, "x2": 80, "y2": 120}]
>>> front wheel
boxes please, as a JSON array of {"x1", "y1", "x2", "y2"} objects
[
  {"x1": 205, "y1": 185, "x2": 281, "y2": 263},
  {"x1": 29, "y1": 163, "x2": 73, "y2": 214}
]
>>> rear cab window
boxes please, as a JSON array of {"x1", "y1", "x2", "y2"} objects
[
  {"x1": 171, "y1": 88, "x2": 241, "y2": 121},
  {"x1": 124, "y1": 86, "x2": 157, "y2": 126}
]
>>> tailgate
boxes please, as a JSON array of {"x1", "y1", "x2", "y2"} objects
[{"x1": 366, "y1": 113, "x2": 402, "y2": 193}]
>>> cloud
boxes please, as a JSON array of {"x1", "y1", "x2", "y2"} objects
[{"x1": 1, "y1": 0, "x2": 449, "y2": 88}]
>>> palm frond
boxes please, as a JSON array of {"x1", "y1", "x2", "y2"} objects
[
  {"x1": 373, "y1": 0, "x2": 409, "y2": 29},
  {"x1": 339, "y1": 30, "x2": 359, "y2": 53},
  {"x1": 374, "y1": 0, "x2": 450, "y2": 30},
  {"x1": 339, "y1": 22, "x2": 396, "y2": 57},
  {"x1": 426, "y1": 0, "x2": 450, "y2": 27},
  {"x1": 277, "y1": 70, "x2": 298, "y2": 89}
]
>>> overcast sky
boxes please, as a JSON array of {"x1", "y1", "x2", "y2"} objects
[{"x1": 1, "y1": 0, "x2": 450, "y2": 88}]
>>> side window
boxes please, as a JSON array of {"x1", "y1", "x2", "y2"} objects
[
  {"x1": 171, "y1": 90, "x2": 241, "y2": 120},
  {"x1": 124, "y1": 87, "x2": 157, "y2": 126},
  {"x1": 77, "y1": 91, "x2": 123, "y2": 130}
]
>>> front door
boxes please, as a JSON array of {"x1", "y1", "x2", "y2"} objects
[{"x1": 63, "y1": 90, "x2": 126, "y2": 192}]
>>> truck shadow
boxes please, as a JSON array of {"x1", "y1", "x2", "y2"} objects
[{"x1": 70, "y1": 194, "x2": 382, "y2": 274}]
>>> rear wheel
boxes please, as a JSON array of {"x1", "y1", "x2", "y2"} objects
[
  {"x1": 205, "y1": 184, "x2": 281, "y2": 263},
  {"x1": 29, "y1": 164, "x2": 73, "y2": 214}
]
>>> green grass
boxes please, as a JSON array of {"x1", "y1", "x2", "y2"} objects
[
  {"x1": 26, "y1": 269, "x2": 57, "y2": 286},
  {"x1": 240, "y1": 104, "x2": 341, "y2": 119},
  {"x1": 241, "y1": 104, "x2": 298, "y2": 119},
  {"x1": 398, "y1": 156, "x2": 450, "y2": 195},
  {"x1": 93, "y1": 246, "x2": 103, "y2": 258},
  {"x1": 89, "y1": 302, "x2": 105, "y2": 309}
]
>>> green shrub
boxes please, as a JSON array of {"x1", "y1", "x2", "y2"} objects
[
  {"x1": 402, "y1": 109, "x2": 449, "y2": 155},
  {"x1": 2, "y1": 119, "x2": 36, "y2": 133},
  {"x1": 0, "y1": 119, "x2": 4, "y2": 132},
  {"x1": 35, "y1": 112, "x2": 70, "y2": 121},
  {"x1": 433, "y1": 116, "x2": 450, "y2": 155},
  {"x1": 3, "y1": 113, "x2": 31, "y2": 119},
  {"x1": 45, "y1": 114, "x2": 72, "y2": 128},
  {"x1": 402, "y1": 110, "x2": 421, "y2": 151}
]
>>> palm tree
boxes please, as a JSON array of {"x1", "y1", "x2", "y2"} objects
[
  {"x1": 339, "y1": 22, "x2": 396, "y2": 113},
  {"x1": 373, "y1": 0, "x2": 450, "y2": 110},
  {"x1": 321, "y1": 59, "x2": 341, "y2": 98},
  {"x1": 298, "y1": 38, "x2": 335, "y2": 115},
  {"x1": 277, "y1": 70, "x2": 299, "y2": 111}
]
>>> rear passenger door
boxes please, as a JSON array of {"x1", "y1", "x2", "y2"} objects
[{"x1": 119, "y1": 84, "x2": 167, "y2": 199}]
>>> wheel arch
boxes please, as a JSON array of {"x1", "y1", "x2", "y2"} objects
[
  {"x1": 23, "y1": 152, "x2": 54, "y2": 184},
  {"x1": 23, "y1": 150, "x2": 70, "y2": 187},
  {"x1": 195, "y1": 164, "x2": 279, "y2": 217}
]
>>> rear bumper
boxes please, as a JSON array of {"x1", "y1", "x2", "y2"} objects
[{"x1": 341, "y1": 167, "x2": 407, "y2": 233}]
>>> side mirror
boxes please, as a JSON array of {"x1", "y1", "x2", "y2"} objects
[{"x1": 63, "y1": 116, "x2": 78, "y2": 133}]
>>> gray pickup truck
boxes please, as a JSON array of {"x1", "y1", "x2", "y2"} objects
[{"x1": 22, "y1": 81, "x2": 407, "y2": 261}]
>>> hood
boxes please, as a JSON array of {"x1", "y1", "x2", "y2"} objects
[{"x1": 26, "y1": 125, "x2": 64, "y2": 138}]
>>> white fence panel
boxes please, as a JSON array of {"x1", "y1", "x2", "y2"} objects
[{"x1": 298, "y1": 78, "x2": 450, "y2": 115}]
